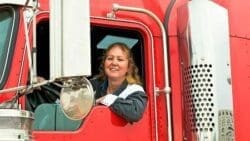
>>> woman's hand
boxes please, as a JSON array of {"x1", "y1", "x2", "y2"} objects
[
  {"x1": 36, "y1": 76, "x2": 46, "y2": 83},
  {"x1": 21, "y1": 76, "x2": 46, "y2": 94},
  {"x1": 95, "y1": 94, "x2": 118, "y2": 106},
  {"x1": 95, "y1": 96, "x2": 106, "y2": 104}
]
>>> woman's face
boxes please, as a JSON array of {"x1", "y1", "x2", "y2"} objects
[{"x1": 104, "y1": 46, "x2": 129, "y2": 81}]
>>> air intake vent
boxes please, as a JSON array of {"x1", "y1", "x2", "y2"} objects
[{"x1": 184, "y1": 64, "x2": 215, "y2": 132}]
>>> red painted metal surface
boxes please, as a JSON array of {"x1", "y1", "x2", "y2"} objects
[
  {"x1": 33, "y1": 106, "x2": 153, "y2": 141},
  {"x1": 215, "y1": 0, "x2": 250, "y2": 140},
  {"x1": 229, "y1": 2, "x2": 250, "y2": 140}
]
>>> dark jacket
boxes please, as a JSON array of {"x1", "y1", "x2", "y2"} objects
[{"x1": 90, "y1": 78, "x2": 147, "y2": 123}]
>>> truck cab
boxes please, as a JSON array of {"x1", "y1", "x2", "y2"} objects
[{"x1": 1, "y1": 0, "x2": 250, "y2": 141}]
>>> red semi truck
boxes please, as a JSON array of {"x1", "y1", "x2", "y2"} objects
[{"x1": 0, "y1": 0, "x2": 249, "y2": 140}]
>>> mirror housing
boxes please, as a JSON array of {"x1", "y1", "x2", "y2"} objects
[{"x1": 49, "y1": 0, "x2": 91, "y2": 79}]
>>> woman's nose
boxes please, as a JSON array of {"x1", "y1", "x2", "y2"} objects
[{"x1": 111, "y1": 58, "x2": 118, "y2": 65}]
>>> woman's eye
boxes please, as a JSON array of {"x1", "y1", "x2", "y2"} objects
[
  {"x1": 118, "y1": 58, "x2": 124, "y2": 61},
  {"x1": 106, "y1": 57, "x2": 113, "y2": 60}
]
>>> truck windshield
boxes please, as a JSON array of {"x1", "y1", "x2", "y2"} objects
[{"x1": 0, "y1": 7, "x2": 16, "y2": 88}]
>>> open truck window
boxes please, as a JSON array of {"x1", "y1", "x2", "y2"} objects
[{"x1": 33, "y1": 22, "x2": 145, "y2": 131}]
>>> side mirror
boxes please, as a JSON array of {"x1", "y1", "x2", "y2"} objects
[{"x1": 60, "y1": 77, "x2": 94, "y2": 120}]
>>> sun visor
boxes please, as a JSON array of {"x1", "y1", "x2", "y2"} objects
[{"x1": 97, "y1": 35, "x2": 138, "y2": 49}]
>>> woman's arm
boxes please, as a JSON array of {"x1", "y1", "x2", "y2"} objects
[{"x1": 110, "y1": 91, "x2": 147, "y2": 123}]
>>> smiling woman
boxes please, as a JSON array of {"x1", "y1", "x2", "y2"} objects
[{"x1": 90, "y1": 42, "x2": 147, "y2": 123}]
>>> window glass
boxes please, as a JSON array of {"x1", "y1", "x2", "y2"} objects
[
  {"x1": 0, "y1": 9, "x2": 13, "y2": 66},
  {"x1": 0, "y1": 7, "x2": 15, "y2": 86}
]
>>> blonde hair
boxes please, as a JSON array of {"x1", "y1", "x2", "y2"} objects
[{"x1": 97, "y1": 42, "x2": 142, "y2": 85}]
